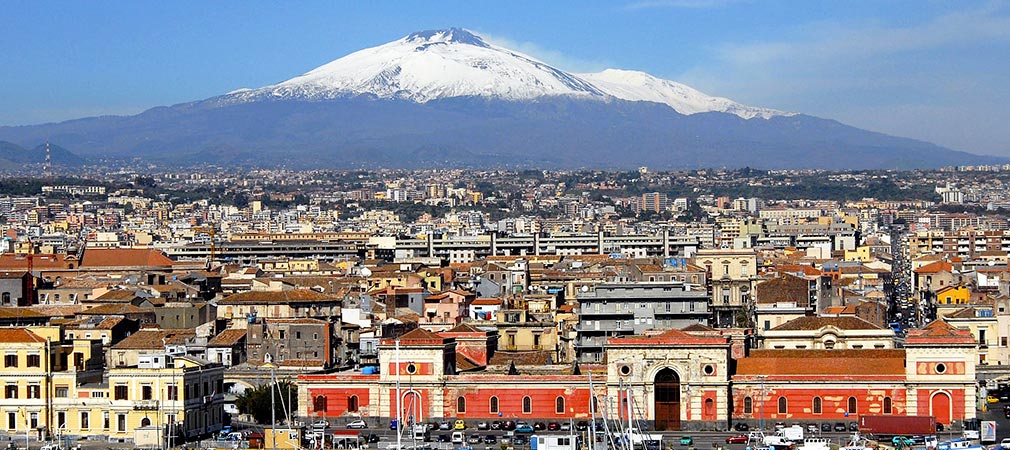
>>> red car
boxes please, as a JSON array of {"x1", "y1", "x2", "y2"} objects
[{"x1": 726, "y1": 435, "x2": 749, "y2": 444}]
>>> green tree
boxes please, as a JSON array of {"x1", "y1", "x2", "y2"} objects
[{"x1": 235, "y1": 381, "x2": 299, "y2": 425}]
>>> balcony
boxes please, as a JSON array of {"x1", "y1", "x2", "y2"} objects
[{"x1": 133, "y1": 399, "x2": 160, "y2": 411}]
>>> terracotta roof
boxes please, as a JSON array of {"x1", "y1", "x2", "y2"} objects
[
  {"x1": 219, "y1": 289, "x2": 339, "y2": 304},
  {"x1": 488, "y1": 350, "x2": 552, "y2": 366},
  {"x1": 0, "y1": 307, "x2": 48, "y2": 320},
  {"x1": 756, "y1": 273, "x2": 809, "y2": 304},
  {"x1": 94, "y1": 290, "x2": 146, "y2": 302},
  {"x1": 915, "y1": 260, "x2": 954, "y2": 274},
  {"x1": 208, "y1": 329, "x2": 247, "y2": 347},
  {"x1": 681, "y1": 323, "x2": 717, "y2": 332},
  {"x1": 471, "y1": 298, "x2": 502, "y2": 306},
  {"x1": 0, "y1": 329, "x2": 46, "y2": 344},
  {"x1": 0, "y1": 254, "x2": 69, "y2": 270},
  {"x1": 111, "y1": 329, "x2": 196, "y2": 350},
  {"x1": 905, "y1": 319, "x2": 977, "y2": 345},
  {"x1": 80, "y1": 248, "x2": 174, "y2": 268},
  {"x1": 443, "y1": 323, "x2": 484, "y2": 334},
  {"x1": 735, "y1": 349, "x2": 905, "y2": 377},
  {"x1": 771, "y1": 316, "x2": 884, "y2": 331},
  {"x1": 381, "y1": 327, "x2": 446, "y2": 346},
  {"x1": 455, "y1": 353, "x2": 482, "y2": 372},
  {"x1": 79, "y1": 304, "x2": 152, "y2": 315}
]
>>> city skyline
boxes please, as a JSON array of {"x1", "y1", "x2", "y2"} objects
[{"x1": 2, "y1": 1, "x2": 1009, "y2": 156}]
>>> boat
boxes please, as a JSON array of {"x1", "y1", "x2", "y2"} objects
[{"x1": 795, "y1": 437, "x2": 832, "y2": 450}]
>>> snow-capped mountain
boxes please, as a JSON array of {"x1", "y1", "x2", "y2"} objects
[{"x1": 228, "y1": 27, "x2": 787, "y2": 120}]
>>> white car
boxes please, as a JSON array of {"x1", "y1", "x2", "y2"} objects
[
  {"x1": 999, "y1": 438, "x2": 1010, "y2": 450},
  {"x1": 347, "y1": 419, "x2": 368, "y2": 429}
]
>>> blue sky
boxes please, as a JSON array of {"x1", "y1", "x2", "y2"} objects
[{"x1": 3, "y1": 0, "x2": 1009, "y2": 156}]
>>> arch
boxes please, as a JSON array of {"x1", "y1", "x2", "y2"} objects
[
  {"x1": 847, "y1": 396, "x2": 857, "y2": 414},
  {"x1": 777, "y1": 396, "x2": 787, "y2": 414},
  {"x1": 883, "y1": 397, "x2": 892, "y2": 414},
  {"x1": 457, "y1": 396, "x2": 466, "y2": 413},
  {"x1": 313, "y1": 395, "x2": 327, "y2": 412},
  {"x1": 522, "y1": 396, "x2": 532, "y2": 414},
  {"x1": 813, "y1": 397, "x2": 822, "y2": 414},
  {"x1": 140, "y1": 417, "x2": 151, "y2": 427},
  {"x1": 401, "y1": 390, "x2": 423, "y2": 423},
  {"x1": 743, "y1": 396, "x2": 753, "y2": 414},
  {"x1": 930, "y1": 391, "x2": 952, "y2": 425},
  {"x1": 703, "y1": 398, "x2": 715, "y2": 420},
  {"x1": 489, "y1": 396, "x2": 499, "y2": 414},
  {"x1": 555, "y1": 396, "x2": 565, "y2": 414},
  {"x1": 654, "y1": 367, "x2": 681, "y2": 431},
  {"x1": 347, "y1": 395, "x2": 358, "y2": 412}
]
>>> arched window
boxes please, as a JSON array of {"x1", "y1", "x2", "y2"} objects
[
  {"x1": 812, "y1": 397, "x2": 822, "y2": 414},
  {"x1": 141, "y1": 417, "x2": 151, "y2": 427},
  {"x1": 743, "y1": 396, "x2": 753, "y2": 414},
  {"x1": 522, "y1": 396, "x2": 532, "y2": 414},
  {"x1": 591, "y1": 396, "x2": 600, "y2": 414},
  {"x1": 883, "y1": 397, "x2": 892, "y2": 414},
  {"x1": 704, "y1": 398, "x2": 714, "y2": 416},
  {"x1": 314, "y1": 395, "x2": 328, "y2": 412},
  {"x1": 457, "y1": 396, "x2": 466, "y2": 413},
  {"x1": 1, "y1": 293, "x2": 9, "y2": 305},
  {"x1": 555, "y1": 396, "x2": 565, "y2": 414},
  {"x1": 489, "y1": 396, "x2": 499, "y2": 414},
  {"x1": 847, "y1": 397, "x2": 857, "y2": 414},
  {"x1": 777, "y1": 396, "x2": 787, "y2": 414}
]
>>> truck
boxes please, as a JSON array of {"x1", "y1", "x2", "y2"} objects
[
  {"x1": 778, "y1": 425, "x2": 804, "y2": 442},
  {"x1": 858, "y1": 415, "x2": 937, "y2": 437}
]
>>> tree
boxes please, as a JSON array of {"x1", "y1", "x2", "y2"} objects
[{"x1": 235, "y1": 381, "x2": 299, "y2": 425}]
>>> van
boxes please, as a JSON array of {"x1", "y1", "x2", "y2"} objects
[{"x1": 452, "y1": 431, "x2": 465, "y2": 444}]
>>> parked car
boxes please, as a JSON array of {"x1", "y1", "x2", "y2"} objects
[
  {"x1": 504, "y1": 420, "x2": 517, "y2": 431},
  {"x1": 892, "y1": 437, "x2": 914, "y2": 447},
  {"x1": 454, "y1": 419, "x2": 466, "y2": 430},
  {"x1": 484, "y1": 435, "x2": 498, "y2": 444},
  {"x1": 451, "y1": 431, "x2": 464, "y2": 444},
  {"x1": 806, "y1": 424, "x2": 818, "y2": 433},
  {"x1": 988, "y1": 396, "x2": 1000, "y2": 403},
  {"x1": 849, "y1": 422, "x2": 859, "y2": 431},
  {"x1": 512, "y1": 435, "x2": 528, "y2": 446},
  {"x1": 467, "y1": 434, "x2": 482, "y2": 444},
  {"x1": 477, "y1": 421, "x2": 489, "y2": 430},
  {"x1": 726, "y1": 435, "x2": 749, "y2": 444},
  {"x1": 437, "y1": 435, "x2": 450, "y2": 443},
  {"x1": 347, "y1": 419, "x2": 368, "y2": 429},
  {"x1": 820, "y1": 423, "x2": 832, "y2": 432},
  {"x1": 516, "y1": 422, "x2": 535, "y2": 433},
  {"x1": 576, "y1": 421, "x2": 589, "y2": 431},
  {"x1": 834, "y1": 423, "x2": 847, "y2": 432},
  {"x1": 559, "y1": 422, "x2": 571, "y2": 431},
  {"x1": 999, "y1": 438, "x2": 1010, "y2": 450},
  {"x1": 533, "y1": 422, "x2": 547, "y2": 431},
  {"x1": 734, "y1": 423, "x2": 750, "y2": 432},
  {"x1": 491, "y1": 420, "x2": 503, "y2": 430},
  {"x1": 680, "y1": 436, "x2": 694, "y2": 446},
  {"x1": 361, "y1": 433, "x2": 380, "y2": 444},
  {"x1": 438, "y1": 421, "x2": 451, "y2": 430},
  {"x1": 547, "y1": 422, "x2": 560, "y2": 431},
  {"x1": 313, "y1": 420, "x2": 330, "y2": 428}
]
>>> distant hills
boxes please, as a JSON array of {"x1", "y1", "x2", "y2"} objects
[
  {"x1": 0, "y1": 141, "x2": 84, "y2": 169},
  {"x1": 0, "y1": 28, "x2": 1002, "y2": 170}
]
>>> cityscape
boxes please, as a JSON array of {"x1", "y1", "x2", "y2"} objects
[{"x1": 3, "y1": 3, "x2": 1010, "y2": 450}]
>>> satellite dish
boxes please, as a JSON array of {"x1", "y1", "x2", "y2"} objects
[{"x1": 360, "y1": 267, "x2": 372, "y2": 277}]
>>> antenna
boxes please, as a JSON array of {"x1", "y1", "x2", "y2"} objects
[{"x1": 43, "y1": 140, "x2": 52, "y2": 179}]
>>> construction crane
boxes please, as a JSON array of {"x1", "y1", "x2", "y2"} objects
[{"x1": 192, "y1": 225, "x2": 218, "y2": 264}]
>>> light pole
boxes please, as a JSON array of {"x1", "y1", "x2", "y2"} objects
[{"x1": 756, "y1": 375, "x2": 767, "y2": 432}]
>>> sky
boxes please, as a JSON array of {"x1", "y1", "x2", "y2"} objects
[{"x1": 3, "y1": 0, "x2": 1009, "y2": 156}]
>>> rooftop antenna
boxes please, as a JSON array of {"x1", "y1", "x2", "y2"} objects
[{"x1": 43, "y1": 140, "x2": 52, "y2": 179}]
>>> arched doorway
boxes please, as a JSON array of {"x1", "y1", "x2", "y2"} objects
[
  {"x1": 654, "y1": 368, "x2": 681, "y2": 431},
  {"x1": 401, "y1": 391, "x2": 424, "y2": 424},
  {"x1": 141, "y1": 417, "x2": 151, "y2": 427},
  {"x1": 930, "y1": 392, "x2": 952, "y2": 425}
]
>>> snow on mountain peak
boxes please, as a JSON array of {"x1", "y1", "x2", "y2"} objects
[
  {"x1": 578, "y1": 69, "x2": 792, "y2": 120},
  {"x1": 226, "y1": 28, "x2": 790, "y2": 120}
]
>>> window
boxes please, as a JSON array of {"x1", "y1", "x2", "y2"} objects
[
  {"x1": 313, "y1": 395, "x2": 327, "y2": 412},
  {"x1": 27, "y1": 384, "x2": 40, "y2": 399},
  {"x1": 489, "y1": 396, "x2": 499, "y2": 414},
  {"x1": 847, "y1": 397, "x2": 857, "y2": 414},
  {"x1": 883, "y1": 397, "x2": 892, "y2": 414},
  {"x1": 296, "y1": 331, "x2": 301, "y2": 339},
  {"x1": 347, "y1": 395, "x2": 358, "y2": 412},
  {"x1": 55, "y1": 386, "x2": 68, "y2": 398},
  {"x1": 457, "y1": 396, "x2": 467, "y2": 413},
  {"x1": 29, "y1": 413, "x2": 37, "y2": 429},
  {"x1": 26, "y1": 354, "x2": 40, "y2": 367},
  {"x1": 777, "y1": 396, "x2": 787, "y2": 414},
  {"x1": 522, "y1": 396, "x2": 532, "y2": 414},
  {"x1": 813, "y1": 397, "x2": 822, "y2": 414},
  {"x1": 556, "y1": 396, "x2": 565, "y2": 414},
  {"x1": 5, "y1": 384, "x2": 16, "y2": 399},
  {"x1": 117, "y1": 414, "x2": 126, "y2": 431},
  {"x1": 4, "y1": 354, "x2": 16, "y2": 367},
  {"x1": 114, "y1": 385, "x2": 128, "y2": 400},
  {"x1": 57, "y1": 412, "x2": 65, "y2": 429},
  {"x1": 142, "y1": 385, "x2": 153, "y2": 400},
  {"x1": 1, "y1": 293, "x2": 9, "y2": 305},
  {"x1": 6, "y1": 413, "x2": 14, "y2": 430},
  {"x1": 167, "y1": 385, "x2": 178, "y2": 401},
  {"x1": 743, "y1": 397, "x2": 753, "y2": 414},
  {"x1": 81, "y1": 412, "x2": 89, "y2": 429},
  {"x1": 103, "y1": 412, "x2": 110, "y2": 430},
  {"x1": 704, "y1": 398, "x2": 714, "y2": 416}
]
